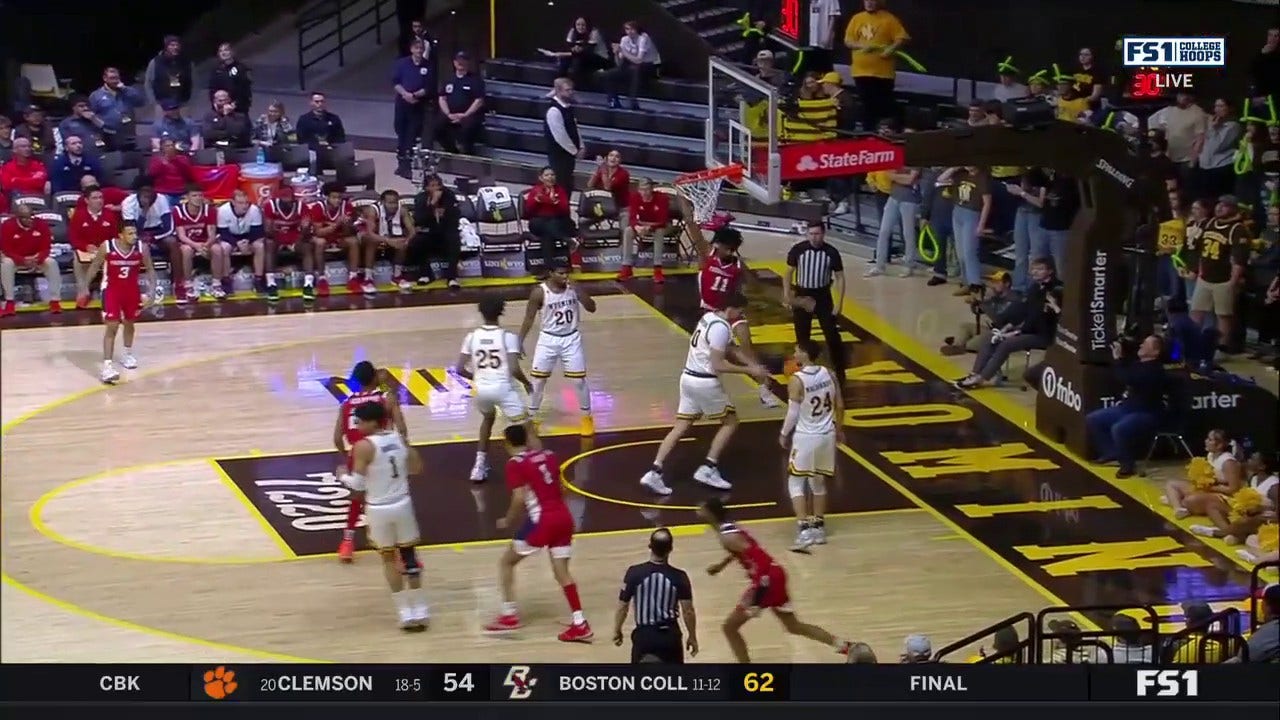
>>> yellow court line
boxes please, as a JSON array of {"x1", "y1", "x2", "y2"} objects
[
  {"x1": 208, "y1": 458, "x2": 297, "y2": 558},
  {"x1": 559, "y1": 437, "x2": 777, "y2": 511}
]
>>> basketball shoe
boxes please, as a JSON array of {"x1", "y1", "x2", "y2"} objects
[
  {"x1": 694, "y1": 464, "x2": 730, "y2": 490},
  {"x1": 558, "y1": 621, "x2": 594, "y2": 643},
  {"x1": 580, "y1": 414, "x2": 595, "y2": 436},
  {"x1": 337, "y1": 538, "x2": 355, "y2": 562},
  {"x1": 484, "y1": 613, "x2": 523, "y2": 633},
  {"x1": 640, "y1": 469, "x2": 673, "y2": 495}
]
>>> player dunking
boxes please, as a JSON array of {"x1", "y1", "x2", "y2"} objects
[
  {"x1": 680, "y1": 195, "x2": 781, "y2": 409},
  {"x1": 699, "y1": 498, "x2": 850, "y2": 662},
  {"x1": 456, "y1": 296, "x2": 540, "y2": 483},
  {"x1": 79, "y1": 225, "x2": 160, "y2": 384},
  {"x1": 335, "y1": 360, "x2": 408, "y2": 562},
  {"x1": 337, "y1": 402, "x2": 430, "y2": 630},
  {"x1": 484, "y1": 424, "x2": 592, "y2": 642},
  {"x1": 640, "y1": 293, "x2": 768, "y2": 494},
  {"x1": 518, "y1": 260, "x2": 597, "y2": 436},
  {"x1": 779, "y1": 340, "x2": 842, "y2": 552}
]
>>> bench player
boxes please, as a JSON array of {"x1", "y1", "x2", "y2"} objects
[
  {"x1": 699, "y1": 498, "x2": 851, "y2": 662},
  {"x1": 517, "y1": 259, "x2": 598, "y2": 436},
  {"x1": 338, "y1": 402, "x2": 430, "y2": 630},
  {"x1": 680, "y1": 195, "x2": 781, "y2": 409},
  {"x1": 334, "y1": 360, "x2": 409, "y2": 562},
  {"x1": 305, "y1": 182, "x2": 360, "y2": 297},
  {"x1": 79, "y1": 225, "x2": 160, "y2": 384},
  {"x1": 261, "y1": 184, "x2": 312, "y2": 302},
  {"x1": 357, "y1": 189, "x2": 415, "y2": 293},
  {"x1": 456, "y1": 296, "x2": 540, "y2": 484},
  {"x1": 640, "y1": 293, "x2": 768, "y2": 494},
  {"x1": 170, "y1": 184, "x2": 217, "y2": 303},
  {"x1": 779, "y1": 340, "x2": 842, "y2": 552},
  {"x1": 485, "y1": 424, "x2": 592, "y2": 642}
]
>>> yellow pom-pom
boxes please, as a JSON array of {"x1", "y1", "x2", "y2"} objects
[
  {"x1": 1228, "y1": 487, "x2": 1265, "y2": 524},
  {"x1": 1257, "y1": 524, "x2": 1278, "y2": 553},
  {"x1": 1186, "y1": 457, "x2": 1216, "y2": 491}
]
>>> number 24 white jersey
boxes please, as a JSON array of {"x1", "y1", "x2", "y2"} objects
[
  {"x1": 685, "y1": 312, "x2": 732, "y2": 376},
  {"x1": 795, "y1": 365, "x2": 837, "y2": 434},
  {"x1": 460, "y1": 325, "x2": 521, "y2": 388}
]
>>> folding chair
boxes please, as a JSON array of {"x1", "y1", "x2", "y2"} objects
[{"x1": 653, "y1": 185, "x2": 697, "y2": 265}]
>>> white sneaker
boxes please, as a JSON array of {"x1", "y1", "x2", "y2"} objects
[
  {"x1": 832, "y1": 201, "x2": 849, "y2": 215},
  {"x1": 211, "y1": 284, "x2": 227, "y2": 300},
  {"x1": 120, "y1": 352, "x2": 138, "y2": 370},
  {"x1": 864, "y1": 266, "x2": 884, "y2": 278},
  {"x1": 640, "y1": 470, "x2": 673, "y2": 496},
  {"x1": 811, "y1": 526, "x2": 827, "y2": 545},
  {"x1": 411, "y1": 605, "x2": 430, "y2": 628},
  {"x1": 694, "y1": 464, "x2": 731, "y2": 490},
  {"x1": 1236, "y1": 549, "x2": 1260, "y2": 564},
  {"x1": 790, "y1": 529, "x2": 814, "y2": 553},
  {"x1": 1189, "y1": 524, "x2": 1217, "y2": 537},
  {"x1": 100, "y1": 361, "x2": 120, "y2": 384},
  {"x1": 1174, "y1": 507, "x2": 1190, "y2": 519},
  {"x1": 397, "y1": 278, "x2": 413, "y2": 292},
  {"x1": 758, "y1": 385, "x2": 782, "y2": 408},
  {"x1": 469, "y1": 459, "x2": 489, "y2": 483},
  {"x1": 362, "y1": 280, "x2": 377, "y2": 296},
  {"x1": 398, "y1": 607, "x2": 419, "y2": 630},
  {"x1": 897, "y1": 266, "x2": 915, "y2": 278}
]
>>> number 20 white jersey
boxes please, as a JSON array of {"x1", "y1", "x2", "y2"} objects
[
  {"x1": 539, "y1": 283, "x2": 580, "y2": 336},
  {"x1": 460, "y1": 325, "x2": 521, "y2": 389}
]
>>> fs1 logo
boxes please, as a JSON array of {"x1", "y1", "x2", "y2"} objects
[
  {"x1": 1136, "y1": 669, "x2": 1199, "y2": 697},
  {"x1": 1123, "y1": 38, "x2": 1225, "y2": 67}
]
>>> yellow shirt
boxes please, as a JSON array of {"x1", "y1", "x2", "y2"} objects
[
  {"x1": 1056, "y1": 97, "x2": 1089, "y2": 122},
  {"x1": 991, "y1": 166, "x2": 1024, "y2": 179},
  {"x1": 844, "y1": 10, "x2": 909, "y2": 80},
  {"x1": 1157, "y1": 218, "x2": 1186, "y2": 255},
  {"x1": 867, "y1": 170, "x2": 894, "y2": 194}
]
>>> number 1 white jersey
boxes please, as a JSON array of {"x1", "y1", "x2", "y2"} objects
[
  {"x1": 460, "y1": 325, "x2": 521, "y2": 389},
  {"x1": 363, "y1": 431, "x2": 411, "y2": 506},
  {"x1": 795, "y1": 365, "x2": 837, "y2": 434},
  {"x1": 685, "y1": 312, "x2": 732, "y2": 376},
  {"x1": 539, "y1": 283, "x2": 580, "y2": 336}
]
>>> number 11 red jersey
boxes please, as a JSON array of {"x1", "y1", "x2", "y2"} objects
[
  {"x1": 699, "y1": 253, "x2": 743, "y2": 311},
  {"x1": 339, "y1": 389, "x2": 389, "y2": 449}
]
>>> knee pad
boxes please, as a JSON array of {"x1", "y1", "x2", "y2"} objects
[
  {"x1": 398, "y1": 546, "x2": 421, "y2": 576},
  {"x1": 808, "y1": 475, "x2": 827, "y2": 496},
  {"x1": 787, "y1": 475, "x2": 807, "y2": 499}
]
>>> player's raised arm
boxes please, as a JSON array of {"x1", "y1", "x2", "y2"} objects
[
  {"x1": 518, "y1": 285, "x2": 544, "y2": 351},
  {"x1": 339, "y1": 438, "x2": 375, "y2": 491},
  {"x1": 573, "y1": 277, "x2": 597, "y2": 313},
  {"x1": 676, "y1": 193, "x2": 710, "y2": 257}
]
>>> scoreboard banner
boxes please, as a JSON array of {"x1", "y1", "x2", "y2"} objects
[{"x1": 1, "y1": 663, "x2": 1277, "y2": 703}]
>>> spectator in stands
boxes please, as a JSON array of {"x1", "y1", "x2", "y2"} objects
[
  {"x1": 1084, "y1": 335, "x2": 1167, "y2": 478},
  {"x1": 402, "y1": 18, "x2": 437, "y2": 58},
  {"x1": 146, "y1": 138, "x2": 194, "y2": 205},
  {"x1": 1007, "y1": 167, "x2": 1048, "y2": 292},
  {"x1": 544, "y1": 78, "x2": 583, "y2": 194},
  {"x1": 13, "y1": 105, "x2": 56, "y2": 155},
  {"x1": 0, "y1": 202, "x2": 62, "y2": 316},
  {"x1": 1070, "y1": 47, "x2": 1107, "y2": 118},
  {"x1": 750, "y1": 50, "x2": 787, "y2": 89},
  {"x1": 1165, "y1": 602, "x2": 1227, "y2": 663},
  {"x1": 524, "y1": 166, "x2": 574, "y2": 270},
  {"x1": 151, "y1": 100, "x2": 201, "y2": 153},
  {"x1": 552, "y1": 17, "x2": 611, "y2": 88},
  {"x1": 1149, "y1": 92, "x2": 1208, "y2": 186},
  {"x1": 1147, "y1": 134, "x2": 1178, "y2": 191},
  {"x1": 1109, "y1": 614, "x2": 1154, "y2": 663},
  {"x1": 393, "y1": 38, "x2": 435, "y2": 163},
  {"x1": 867, "y1": 161, "x2": 920, "y2": 277},
  {"x1": 1046, "y1": 619, "x2": 1099, "y2": 663},
  {"x1": 588, "y1": 150, "x2": 631, "y2": 224},
  {"x1": 1194, "y1": 99, "x2": 1243, "y2": 200},
  {"x1": 410, "y1": 174, "x2": 462, "y2": 289},
  {"x1": 49, "y1": 136, "x2": 104, "y2": 194},
  {"x1": 215, "y1": 188, "x2": 263, "y2": 297},
  {"x1": 939, "y1": 271, "x2": 1021, "y2": 356},
  {"x1": 68, "y1": 185, "x2": 119, "y2": 308},
  {"x1": 604, "y1": 21, "x2": 661, "y2": 111},
  {"x1": 1053, "y1": 74, "x2": 1088, "y2": 123},
  {"x1": 58, "y1": 97, "x2": 108, "y2": 154},
  {"x1": 202, "y1": 90, "x2": 252, "y2": 149},
  {"x1": 145, "y1": 35, "x2": 195, "y2": 111},
  {"x1": 252, "y1": 101, "x2": 294, "y2": 148},
  {"x1": 294, "y1": 92, "x2": 347, "y2": 151},
  {"x1": 1250, "y1": 27, "x2": 1280, "y2": 101},
  {"x1": 993, "y1": 59, "x2": 1028, "y2": 102},
  {"x1": 121, "y1": 176, "x2": 174, "y2": 249},
  {"x1": 1156, "y1": 191, "x2": 1188, "y2": 301},
  {"x1": 0, "y1": 138, "x2": 51, "y2": 196},
  {"x1": 305, "y1": 181, "x2": 359, "y2": 296},
  {"x1": 88, "y1": 67, "x2": 146, "y2": 148},
  {"x1": 955, "y1": 257, "x2": 1061, "y2": 390},
  {"x1": 899, "y1": 634, "x2": 932, "y2": 663},
  {"x1": 1026, "y1": 70, "x2": 1051, "y2": 101},
  {"x1": 938, "y1": 165, "x2": 991, "y2": 296},
  {"x1": 619, "y1": 177, "x2": 675, "y2": 282},
  {"x1": 77, "y1": 174, "x2": 128, "y2": 211},
  {"x1": 0, "y1": 117, "x2": 12, "y2": 152},
  {"x1": 1227, "y1": 582, "x2": 1279, "y2": 662},
  {"x1": 843, "y1": 0, "x2": 909, "y2": 131},
  {"x1": 922, "y1": 165, "x2": 956, "y2": 289},
  {"x1": 1188, "y1": 195, "x2": 1250, "y2": 353},
  {"x1": 435, "y1": 52, "x2": 485, "y2": 156},
  {"x1": 1190, "y1": 452, "x2": 1278, "y2": 544},
  {"x1": 1235, "y1": 120, "x2": 1271, "y2": 229},
  {"x1": 208, "y1": 42, "x2": 253, "y2": 116},
  {"x1": 1038, "y1": 169, "x2": 1078, "y2": 278},
  {"x1": 357, "y1": 189, "x2": 414, "y2": 292}
]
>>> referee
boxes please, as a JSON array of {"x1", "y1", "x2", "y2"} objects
[
  {"x1": 613, "y1": 528, "x2": 698, "y2": 663},
  {"x1": 783, "y1": 221, "x2": 848, "y2": 384}
]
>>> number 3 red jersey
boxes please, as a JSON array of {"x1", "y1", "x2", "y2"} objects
[
  {"x1": 339, "y1": 389, "x2": 390, "y2": 449},
  {"x1": 699, "y1": 253, "x2": 743, "y2": 311},
  {"x1": 505, "y1": 450, "x2": 570, "y2": 524},
  {"x1": 102, "y1": 240, "x2": 143, "y2": 322}
]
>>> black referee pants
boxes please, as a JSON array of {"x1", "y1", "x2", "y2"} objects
[
  {"x1": 631, "y1": 625, "x2": 683, "y2": 664},
  {"x1": 793, "y1": 288, "x2": 847, "y2": 383}
]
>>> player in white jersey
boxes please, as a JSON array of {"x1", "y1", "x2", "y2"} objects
[
  {"x1": 779, "y1": 340, "x2": 843, "y2": 552},
  {"x1": 456, "y1": 296, "x2": 540, "y2": 483},
  {"x1": 641, "y1": 293, "x2": 768, "y2": 495},
  {"x1": 338, "y1": 402, "x2": 429, "y2": 630},
  {"x1": 518, "y1": 260, "x2": 598, "y2": 436}
]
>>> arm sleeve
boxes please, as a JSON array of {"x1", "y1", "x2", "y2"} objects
[
  {"x1": 676, "y1": 570, "x2": 693, "y2": 600},
  {"x1": 786, "y1": 243, "x2": 801, "y2": 266},
  {"x1": 618, "y1": 568, "x2": 636, "y2": 602},
  {"x1": 504, "y1": 331, "x2": 522, "y2": 354},
  {"x1": 829, "y1": 247, "x2": 844, "y2": 272}
]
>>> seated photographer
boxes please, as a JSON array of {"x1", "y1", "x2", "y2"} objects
[
  {"x1": 940, "y1": 271, "x2": 1022, "y2": 356},
  {"x1": 1085, "y1": 335, "x2": 1168, "y2": 478},
  {"x1": 955, "y1": 257, "x2": 1061, "y2": 390}
]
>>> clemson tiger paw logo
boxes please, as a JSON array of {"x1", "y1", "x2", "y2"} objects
[{"x1": 203, "y1": 666, "x2": 238, "y2": 699}]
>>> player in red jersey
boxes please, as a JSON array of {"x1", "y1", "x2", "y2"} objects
[
  {"x1": 699, "y1": 498, "x2": 850, "y2": 662},
  {"x1": 170, "y1": 184, "x2": 221, "y2": 303},
  {"x1": 334, "y1": 360, "x2": 408, "y2": 562},
  {"x1": 80, "y1": 225, "x2": 160, "y2": 384},
  {"x1": 679, "y1": 195, "x2": 781, "y2": 408},
  {"x1": 485, "y1": 424, "x2": 592, "y2": 643},
  {"x1": 305, "y1": 182, "x2": 363, "y2": 297},
  {"x1": 261, "y1": 184, "x2": 313, "y2": 302}
]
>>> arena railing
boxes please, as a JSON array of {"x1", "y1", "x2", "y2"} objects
[
  {"x1": 1034, "y1": 605, "x2": 1160, "y2": 664},
  {"x1": 1157, "y1": 607, "x2": 1248, "y2": 663},
  {"x1": 931, "y1": 612, "x2": 1036, "y2": 664},
  {"x1": 296, "y1": 0, "x2": 396, "y2": 90},
  {"x1": 1249, "y1": 559, "x2": 1279, "y2": 633}
]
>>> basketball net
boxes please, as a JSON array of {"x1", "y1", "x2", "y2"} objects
[{"x1": 673, "y1": 164, "x2": 743, "y2": 225}]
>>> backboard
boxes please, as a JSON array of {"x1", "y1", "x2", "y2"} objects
[{"x1": 706, "y1": 57, "x2": 782, "y2": 205}]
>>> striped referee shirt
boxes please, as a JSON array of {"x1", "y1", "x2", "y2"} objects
[
  {"x1": 787, "y1": 240, "x2": 843, "y2": 290},
  {"x1": 619, "y1": 561, "x2": 692, "y2": 627}
]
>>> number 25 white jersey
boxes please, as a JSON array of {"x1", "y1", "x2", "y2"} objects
[
  {"x1": 364, "y1": 431, "x2": 410, "y2": 506},
  {"x1": 684, "y1": 312, "x2": 732, "y2": 376},
  {"x1": 540, "y1": 283, "x2": 580, "y2": 336},
  {"x1": 795, "y1": 365, "x2": 836, "y2": 434},
  {"x1": 460, "y1": 325, "x2": 521, "y2": 389}
]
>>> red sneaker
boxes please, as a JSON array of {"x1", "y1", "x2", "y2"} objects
[
  {"x1": 653, "y1": 267, "x2": 665, "y2": 284},
  {"x1": 316, "y1": 278, "x2": 331, "y2": 297},
  {"x1": 558, "y1": 621, "x2": 594, "y2": 643},
  {"x1": 0, "y1": 301, "x2": 15, "y2": 317},
  {"x1": 484, "y1": 614, "x2": 523, "y2": 633},
  {"x1": 570, "y1": 250, "x2": 582, "y2": 268},
  {"x1": 616, "y1": 265, "x2": 633, "y2": 281},
  {"x1": 48, "y1": 300, "x2": 62, "y2": 314},
  {"x1": 75, "y1": 295, "x2": 89, "y2": 310},
  {"x1": 337, "y1": 538, "x2": 354, "y2": 563},
  {"x1": 346, "y1": 276, "x2": 362, "y2": 293}
]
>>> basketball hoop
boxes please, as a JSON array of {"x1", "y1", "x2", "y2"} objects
[{"x1": 673, "y1": 163, "x2": 743, "y2": 225}]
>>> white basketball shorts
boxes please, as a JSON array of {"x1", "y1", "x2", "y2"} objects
[
  {"x1": 365, "y1": 496, "x2": 421, "y2": 548},
  {"x1": 530, "y1": 331, "x2": 586, "y2": 378}
]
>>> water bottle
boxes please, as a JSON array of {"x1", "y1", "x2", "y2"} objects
[{"x1": 255, "y1": 146, "x2": 266, "y2": 165}]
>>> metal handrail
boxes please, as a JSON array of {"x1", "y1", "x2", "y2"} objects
[{"x1": 295, "y1": 0, "x2": 395, "y2": 90}]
